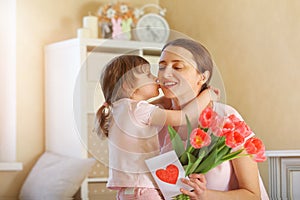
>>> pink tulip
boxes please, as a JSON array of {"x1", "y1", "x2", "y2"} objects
[
  {"x1": 253, "y1": 151, "x2": 267, "y2": 162},
  {"x1": 222, "y1": 117, "x2": 235, "y2": 136},
  {"x1": 199, "y1": 107, "x2": 215, "y2": 128},
  {"x1": 234, "y1": 121, "x2": 252, "y2": 138},
  {"x1": 225, "y1": 131, "x2": 245, "y2": 149},
  {"x1": 190, "y1": 128, "x2": 211, "y2": 149},
  {"x1": 210, "y1": 114, "x2": 224, "y2": 137},
  {"x1": 244, "y1": 137, "x2": 265, "y2": 153}
]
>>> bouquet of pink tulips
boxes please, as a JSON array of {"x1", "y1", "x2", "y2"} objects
[{"x1": 169, "y1": 106, "x2": 266, "y2": 200}]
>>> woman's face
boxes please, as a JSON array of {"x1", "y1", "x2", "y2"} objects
[{"x1": 158, "y1": 46, "x2": 203, "y2": 104}]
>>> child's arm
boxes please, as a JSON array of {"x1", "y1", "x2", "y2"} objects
[
  {"x1": 150, "y1": 96, "x2": 172, "y2": 109},
  {"x1": 150, "y1": 88, "x2": 219, "y2": 126}
]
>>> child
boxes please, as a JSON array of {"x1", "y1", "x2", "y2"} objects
[{"x1": 95, "y1": 55, "x2": 217, "y2": 200}]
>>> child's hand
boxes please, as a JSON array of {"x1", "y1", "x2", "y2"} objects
[{"x1": 208, "y1": 86, "x2": 220, "y2": 101}]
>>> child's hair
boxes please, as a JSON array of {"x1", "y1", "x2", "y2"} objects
[{"x1": 94, "y1": 55, "x2": 150, "y2": 137}]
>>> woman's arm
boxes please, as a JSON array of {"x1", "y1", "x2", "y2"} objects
[
  {"x1": 150, "y1": 89, "x2": 216, "y2": 126},
  {"x1": 180, "y1": 156, "x2": 261, "y2": 200}
]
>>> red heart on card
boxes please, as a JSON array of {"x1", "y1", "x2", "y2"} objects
[{"x1": 155, "y1": 164, "x2": 179, "y2": 184}]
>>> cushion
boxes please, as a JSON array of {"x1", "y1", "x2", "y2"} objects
[{"x1": 19, "y1": 151, "x2": 96, "y2": 200}]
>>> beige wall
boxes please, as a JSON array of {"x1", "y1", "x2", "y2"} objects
[
  {"x1": 160, "y1": 0, "x2": 300, "y2": 193},
  {"x1": 1, "y1": 0, "x2": 300, "y2": 198},
  {"x1": 0, "y1": 0, "x2": 158, "y2": 198}
]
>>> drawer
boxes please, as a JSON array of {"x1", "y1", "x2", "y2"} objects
[{"x1": 88, "y1": 182, "x2": 117, "y2": 199}]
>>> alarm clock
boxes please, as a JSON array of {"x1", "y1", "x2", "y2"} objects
[{"x1": 134, "y1": 4, "x2": 170, "y2": 43}]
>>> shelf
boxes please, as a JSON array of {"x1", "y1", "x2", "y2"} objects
[
  {"x1": 266, "y1": 150, "x2": 300, "y2": 157},
  {"x1": 87, "y1": 177, "x2": 108, "y2": 183},
  {"x1": 0, "y1": 162, "x2": 23, "y2": 171},
  {"x1": 46, "y1": 38, "x2": 163, "y2": 52}
]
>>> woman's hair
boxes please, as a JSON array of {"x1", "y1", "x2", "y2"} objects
[
  {"x1": 95, "y1": 55, "x2": 150, "y2": 137},
  {"x1": 162, "y1": 38, "x2": 214, "y2": 92}
]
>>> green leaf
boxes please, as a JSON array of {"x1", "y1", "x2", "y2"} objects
[
  {"x1": 205, "y1": 145, "x2": 231, "y2": 170},
  {"x1": 180, "y1": 142, "x2": 195, "y2": 165},
  {"x1": 216, "y1": 136, "x2": 226, "y2": 148},
  {"x1": 168, "y1": 126, "x2": 185, "y2": 157},
  {"x1": 179, "y1": 152, "x2": 188, "y2": 165},
  {"x1": 216, "y1": 144, "x2": 231, "y2": 161},
  {"x1": 202, "y1": 127, "x2": 209, "y2": 132},
  {"x1": 205, "y1": 159, "x2": 224, "y2": 171},
  {"x1": 187, "y1": 152, "x2": 197, "y2": 163},
  {"x1": 211, "y1": 150, "x2": 246, "y2": 170},
  {"x1": 172, "y1": 194, "x2": 190, "y2": 200},
  {"x1": 183, "y1": 165, "x2": 188, "y2": 171},
  {"x1": 197, "y1": 146, "x2": 207, "y2": 158},
  {"x1": 193, "y1": 148, "x2": 200, "y2": 157},
  {"x1": 184, "y1": 152, "x2": 197, "y2": 176},
  {"x1": 221, "y1": 149, "x2": 244, "y2": 161},
  {"x1": 194, "y1": 145, "x2": 218, "y2": 174},
  {"x1": 206, "y1": 134, "x2": 219, "y2": 153},
  {"x1": 186, "y1": 150, "x2": 206, "y2": 176},
  {"x1": 201, "y1": 152, "x2": 218, "y2": 173}
]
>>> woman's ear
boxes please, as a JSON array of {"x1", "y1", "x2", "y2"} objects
[
  {"x1": 197, "y1": 70, "x2": 210, "y2": 85},
  {"x1": 202, "y1": 70, "x2": 210, "y2": 84}
]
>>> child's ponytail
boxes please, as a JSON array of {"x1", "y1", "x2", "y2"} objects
[{"x1": 94, "y1": 102, "x2": 111, "y2": 138}]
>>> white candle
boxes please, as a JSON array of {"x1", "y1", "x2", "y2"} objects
[
  {"x1": 83, "y1": 15, "x2": 98, "y2": 38},
  {"x1": 77, "y1": 28, "x2": 90, "y2": 38}
]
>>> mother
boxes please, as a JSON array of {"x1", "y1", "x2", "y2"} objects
[{"x1": 156, "y1": 38, "x2": 269, "y2": 200}]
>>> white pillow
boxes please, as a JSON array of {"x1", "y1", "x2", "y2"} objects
[{"x1": 19, "y1": 151, "x2": 96, "y2": 200}]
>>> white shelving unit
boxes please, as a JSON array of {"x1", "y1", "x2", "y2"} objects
[
  {"x1": 266, "y1": 150, "x2": 300, "y2": 199},
  {"x1": 45, "y1": 38, "x2": 163, "y2": 199}
]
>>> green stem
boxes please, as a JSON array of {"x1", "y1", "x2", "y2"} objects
[
  {"x1": 187, "y1": 145, "x2": 194, "y2": 154},
  {"x1": 173, "y1": 194, "x2": 190, "y2": 200}
]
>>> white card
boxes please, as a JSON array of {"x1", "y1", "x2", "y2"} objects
[{"x1": 145, "y1": 150, "x2": 192, "y2": 200}]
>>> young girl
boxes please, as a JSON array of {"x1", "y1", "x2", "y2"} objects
[{"x1": 95, "y1": 55, "x2": 217, "y2": 200}]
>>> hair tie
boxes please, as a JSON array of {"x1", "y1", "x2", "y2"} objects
[{"x1": 103, "y1": 102, "x2": 109, "y2": 107}]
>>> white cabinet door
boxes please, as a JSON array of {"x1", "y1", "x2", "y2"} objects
[
  {"x1": 291, "y1": 171, "x2": 300, "y2": 199},
  {"x1": 86, "y1": 52, "x2": 122, "y2": 113}
]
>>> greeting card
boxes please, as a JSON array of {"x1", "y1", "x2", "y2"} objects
[{"x1": 145, "y1": 150, "x2": 192, "y2": 199}]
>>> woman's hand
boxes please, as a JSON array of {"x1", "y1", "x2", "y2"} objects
[{"x1": 180, "y1": 174, "x2": 208, "y2": 200}]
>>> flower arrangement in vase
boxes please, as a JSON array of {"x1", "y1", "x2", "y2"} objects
[{"x1": 97, "y1": 2, "x2": 139, "y2": 40}]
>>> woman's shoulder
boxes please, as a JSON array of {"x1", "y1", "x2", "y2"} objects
[{"x1": 213, "y1": 102, "x2": 243, "y2": 120}]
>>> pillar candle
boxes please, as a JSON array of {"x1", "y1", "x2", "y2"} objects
[
  {"x1": 83, "y1": 15, "x2": 98, "y2": 38},
  {"x1": 77, "y1": 28, "x2": 90, "y2": 38}
]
